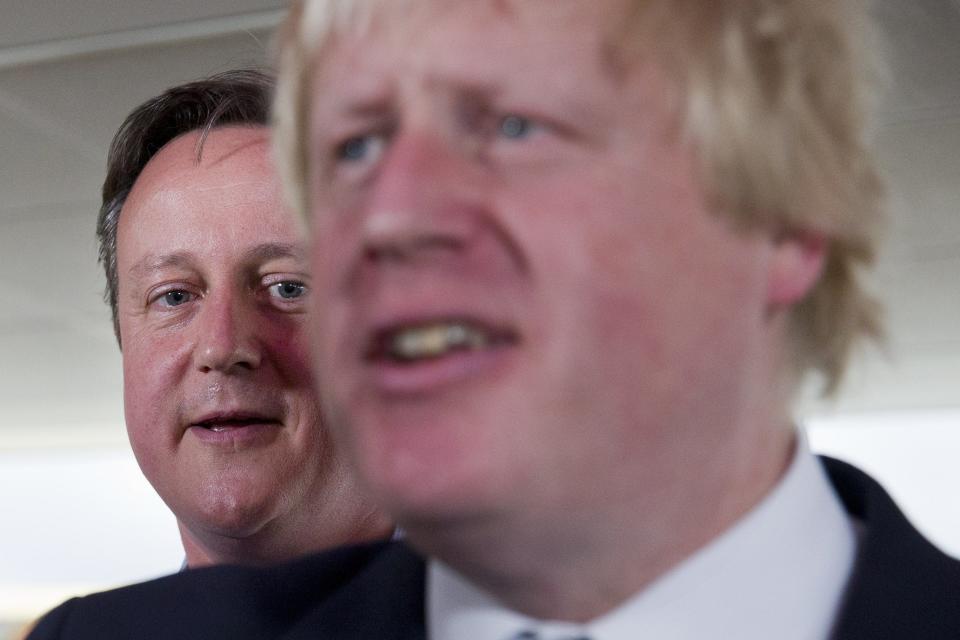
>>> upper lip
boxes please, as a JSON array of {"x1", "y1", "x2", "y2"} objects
[{"x1": 351, "y1": 284, "x2": 522, "y2": 345}]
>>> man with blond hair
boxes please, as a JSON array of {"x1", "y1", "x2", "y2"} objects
[{"x1": 30, "y1": 2, "x2": 960, "y2": 639}]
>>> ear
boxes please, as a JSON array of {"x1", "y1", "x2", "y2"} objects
[{"x1": 767, "y1": 230, "x2": 827, "y2": 308}]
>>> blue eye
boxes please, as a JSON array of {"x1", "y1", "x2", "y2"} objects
[
  {"x1": 499, "y1": 115, "x2": 535, "y2": 139},
  {"x1": 337, "y1": 134, "x2": 384, "y2": 163},
  {"x1": 162, "y1": 290, "x2": 192, "y2": 307},
  {"x1": 269, "y1": 281, "x2": 306, "y2": 300}
]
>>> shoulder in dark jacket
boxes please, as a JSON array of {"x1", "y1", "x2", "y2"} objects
[
  {"x1": 822, "y1": 457, "x2": 960, "y2": 639},
  {"x1": 27, "y1": 541, "x2": 418, "y2": 640}
]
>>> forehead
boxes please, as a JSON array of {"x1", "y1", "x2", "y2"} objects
[
  {"x1": 119, "y1": 126, "x2": 295, "y2": 256},
  {"x1": 123, "y1": 126, "x2": 282, "y2": 225},
  {"x1": 310, "y1": 0, "x2": 631, "y2": 80},
  {"x1": 131, "y1": 126, "x2": 272, "y2": 195}
]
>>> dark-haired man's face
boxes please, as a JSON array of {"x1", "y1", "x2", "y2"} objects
[{"x1": 115, "y1": 126, "x2": 344, "y2": 560}]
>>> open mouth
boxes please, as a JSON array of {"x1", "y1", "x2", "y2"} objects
[
  {"x1": 194, "y1": 419, "x2": 272, "y2": 432},
  {"x1": 365, "y1": 318, "x2": 518, "y2": 364},
  {"x1": 190, "y1": 414, "x2": 281, "y2": 432},
  {"x1": 185, "y1": 410, "x2": 283, "y2": 447}
]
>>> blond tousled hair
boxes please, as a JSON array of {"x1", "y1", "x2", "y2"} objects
[{"x1": 272, "y1": 0, "x2": 885, "y2": 395}]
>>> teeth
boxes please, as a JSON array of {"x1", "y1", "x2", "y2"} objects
[{"x1": 390, "y1": 322, "x2": 490, "y2": 361}]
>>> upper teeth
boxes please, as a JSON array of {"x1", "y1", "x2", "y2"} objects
[{"x1": 390, "y1": 322, "x2": 489, "y2": 361}]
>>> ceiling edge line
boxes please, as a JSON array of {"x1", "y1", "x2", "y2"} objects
[{"x1": 0, "y1": 9, "x2": 285, "y2": 70}]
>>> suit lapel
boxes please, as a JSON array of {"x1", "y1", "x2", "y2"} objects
[{"x1": 822, "y1": 457, "x2": 960, "y2": 639}]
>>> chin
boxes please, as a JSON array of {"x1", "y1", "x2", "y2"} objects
[
  {"x1": 362, "y1": 452, "x2": 505, "y2": 533},
  {"x1": 191, "y1": 488, "x2": 278, "y2": 538}
]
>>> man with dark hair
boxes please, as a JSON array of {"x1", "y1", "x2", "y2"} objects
[{"x1": 92, "y1": 69, "x2": 391, "y2": 569}]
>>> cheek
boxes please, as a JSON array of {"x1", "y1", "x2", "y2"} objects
[
  {"x1": 308, "y1": 222, "x2": 336, "y2": 309},
  {"x1": 309, "y1": 218, "x2": 355, "y2": 351},
  {"x1": 121, "y1": 354, "x2": 178, "y2": 475},
  {"x1": 265, "y1": 317, "x2": 316, "y2": 385},
  {"x1": 121, "y1": 337, "x2": 182, "y2": 420},
  {"x1": 308, "y1": 247, "x2": 333, "y2": 358},
  {"x1": 117, "y1": 320, "x2": 196, "y2": 453},
  {"x1": 526, "y1": 173, "x2": 769, "y2": 387}
]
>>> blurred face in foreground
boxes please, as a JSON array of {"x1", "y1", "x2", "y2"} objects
[
  {"x1": 118, "y1": 126, "x2": 388, "y2": 566},
  {"x1": 305, "y1": 0, "x2": 817, "y2": 537}
]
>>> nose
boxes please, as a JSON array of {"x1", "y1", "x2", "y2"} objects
[
  {"x1": 192, "y1": 292, "x2": 262, "y2": 373},
  {"x1": 359, "y1": 131, "x2": 484, "y2": 265}
]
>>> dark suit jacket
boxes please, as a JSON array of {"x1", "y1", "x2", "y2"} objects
[{"x1": 28, "y1": 458, "x2": 960, "y2": 639}]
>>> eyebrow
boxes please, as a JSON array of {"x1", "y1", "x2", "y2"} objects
[
  {"x1": 127, "y1": 251, "x2": 194, "y2": 280},
  {"x1": 341, "y1": 97, "x2": 395, "y2": 119},
  {"x1": 127, "y1": 243, "x2": 306, "y2": 280},
  {"x1": 242, "y1": 242, "x2": 306, "y2": 265}
]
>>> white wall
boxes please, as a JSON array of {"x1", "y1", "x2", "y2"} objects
[
  {"x1": 2, "y1": 408, "x2": 958, "y2": 629},
  {"x1": 0, "y1": 446, "x2": 183, "y2": 625}
]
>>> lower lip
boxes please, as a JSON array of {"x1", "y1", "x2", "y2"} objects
[
  {"x1": 187, "y1": 422, "x2": 282, "y2": 447},
  {"x1": 367, "y1": 344, "x2": 517, "y2": 396}
]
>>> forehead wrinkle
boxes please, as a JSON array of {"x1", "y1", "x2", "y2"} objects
[{"x1": 186, "y1": 179, "x2": 274, "y2": 194}]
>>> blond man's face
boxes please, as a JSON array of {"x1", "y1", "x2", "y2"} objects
[{"x1": 303, "y1": 0, "x2": 787, "y2": 526}]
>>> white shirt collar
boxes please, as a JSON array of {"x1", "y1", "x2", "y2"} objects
[{"x1": 428, "y1": 435, "x2": 857, "y2": 640}]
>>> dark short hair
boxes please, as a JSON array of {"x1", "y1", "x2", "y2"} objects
[{"x1": 98, "y1": 69, "x2": 275, "y2": 345}]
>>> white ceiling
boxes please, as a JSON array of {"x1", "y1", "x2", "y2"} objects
[
  {"x1": 0, "y1": 1, "x2": 958, "y2": 446},
  {"x1": 0, "y1": 1, "x2": 284, "y2": 443},
  {"x1": 0, "y1": 1, "x2": 284, "y2": 48}
]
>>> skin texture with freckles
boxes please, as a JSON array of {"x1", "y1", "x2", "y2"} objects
[
  {"x1": 305, "y1": 0, "x2": 825, "y2": 620},
  {"x1": 117, "y1": 126, "x2": 390, "y2": 567}
]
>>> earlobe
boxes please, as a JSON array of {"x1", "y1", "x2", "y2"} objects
[{"x1": 767, "y1": 230, "x2": 827, "y2": 308}]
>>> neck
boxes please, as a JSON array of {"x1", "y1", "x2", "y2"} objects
[{"x1": 409, "y1": 425, "x2": 796, "y2": 622}]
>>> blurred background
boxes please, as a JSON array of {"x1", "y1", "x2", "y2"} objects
[{"x1": 0, "y1": 0, "x2": 958, "y2": 637}]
